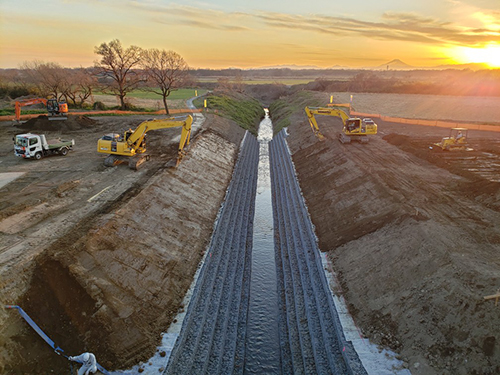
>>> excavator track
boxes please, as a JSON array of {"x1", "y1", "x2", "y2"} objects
[
  {"x1": 47, "y1": 116, "x2": 68, "y2": 121},
  {"x1": 104, "y1": 155, "x2": 120, "y2": 167},
  {"x1": 128, "y1": 155, "x2": 150, "y2": 170},
  {"x1": 338, "y1": 133, "x2": 351, "y2": 144}
]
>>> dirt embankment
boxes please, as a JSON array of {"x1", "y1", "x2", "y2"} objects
[
  {"x1": 0, "y1": 114, "x2": 246, "y2": 373},
  {"x1": 16, "y1": 114, "x2": 97, "y2": 132},
  {"x1": 279, "y1": 107, "x2": 500, "y2": 374}
]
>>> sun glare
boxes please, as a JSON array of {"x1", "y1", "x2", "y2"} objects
[{"x1": 454, "y1": 44, "x2": 500, "y2": 68}]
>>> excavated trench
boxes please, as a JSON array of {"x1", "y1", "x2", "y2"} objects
[{"x1": 165, "y1": 115, "x2": 365, "y2": 374}]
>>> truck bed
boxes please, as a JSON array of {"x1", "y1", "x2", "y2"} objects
[{"x1": 46, "y1": 139, "x2": 74, "y2": 149}]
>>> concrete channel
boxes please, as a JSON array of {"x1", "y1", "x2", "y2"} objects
[{"x1": 164, "y1": 117, "x2": 366, "y2": 374}]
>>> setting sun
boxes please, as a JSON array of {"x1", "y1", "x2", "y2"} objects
[{"x1": 454, "y1": 44, "x2": 500, "y2": 68}]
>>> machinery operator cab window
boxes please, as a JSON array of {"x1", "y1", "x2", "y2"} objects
[
  {"x1": 101, "y1": 133, "x2": 121, "y2": 142},
  {"x1": 29, "y1": 137, "x2": 38, "y2": 145}
]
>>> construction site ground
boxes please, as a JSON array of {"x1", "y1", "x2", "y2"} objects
[
  {"x1": 0, "y1": 91, "x2": 499, "y2": 374},
  {"x1": 284, "y1": 113, "x2": 500, "y2": 374},
  {"x1": 0, "y1": 113, "x2": 246, "y2": 373}
]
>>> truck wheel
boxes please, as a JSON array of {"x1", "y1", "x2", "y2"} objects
[
  {"x1": 60, "y1": 147, "x2": 69, "y2": 156},
  {"x1": 35, "y1": 152, "x2": 42, "y2": 160}
]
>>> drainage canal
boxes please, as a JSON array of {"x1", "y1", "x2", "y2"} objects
[
  {"x1": 244, "y1": 110, "x2": 280, "y2": 374},
  {"x1": 165, "y1": 111, "x2": 366, "y2": 374}
]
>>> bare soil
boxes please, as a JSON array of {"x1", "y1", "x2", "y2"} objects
[
  {"x1": 2, "y1": 90, "x2": 500, "y2": 375},
  {"x1": 283, "y1": 108, "x2": 500, "y2": 374},
  {"x1": 0, "y1": 113, "x2": 245, "y2": 373}
]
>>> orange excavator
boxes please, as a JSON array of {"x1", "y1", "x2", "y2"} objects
[{"x1": 14, "y1": 98, "x2": 68, "y2": 122}]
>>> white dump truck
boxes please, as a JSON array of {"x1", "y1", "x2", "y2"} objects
[{"x1": 14, "y1": 133, "x2": 74, "y2": 160}]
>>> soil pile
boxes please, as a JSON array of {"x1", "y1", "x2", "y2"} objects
[
  {"x1": 17, "y1": 115, "x2": 96, "y2": 132},
  {"x1": 279, "y1": 107, "x2": 500, "y2": 374}
]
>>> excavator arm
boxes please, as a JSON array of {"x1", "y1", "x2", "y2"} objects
[
  {"x1": 15, "y1": 98, "x2": 47, "y2": 122},
  {"x1": 304, "y1": 106, "x2": 351, "y2": 140},
  {"x1": 125, "y1": 115, "x2": 193, "y2": 156},
  {"x1": 14, "y1": 98, "x2": 68, "y2": 121},
  {"x1": 98, "y1": 115, "x2": 193, "y2": 169}
]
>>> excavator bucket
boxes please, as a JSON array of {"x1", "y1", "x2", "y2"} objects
[
  {"x1": 314, "y1": 130, "x2": 325, "y2": 141},
  {"x1": 165, "y1": 150, "x2": 186, "y2": 169},
  {"x1": 165, "y1": 158, "x2": 180, "y2": 169}
]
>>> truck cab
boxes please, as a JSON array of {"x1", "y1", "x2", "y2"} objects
[
  {"x1": 14, "y1": 133, "x2": 74, "y2": 160},
  {"x1": 14, "y1": 134, "x2": 43, "y2": 159}
]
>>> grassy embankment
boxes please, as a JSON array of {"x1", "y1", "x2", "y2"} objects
[
  {"x1": 269, "y1": 90, "x2": 329, "y2": 135},
  {"x1": 193, "y1": 92, "x2": 263, "y2": 136}
]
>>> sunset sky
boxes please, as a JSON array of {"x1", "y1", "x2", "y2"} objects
[{"x1": 1, "y1": 0, "x2": 499, "y2": 69}]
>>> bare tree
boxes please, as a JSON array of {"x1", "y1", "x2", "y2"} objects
[
  {"x1": 232, "y1": 72, "x2": 245, "y2": 93},
  {"x1": 215, "y1": 77, "x2": 233, "y2": 93},
  {"x1": 94, "y1": 39, "x2": 143, "y2": 109},
  {"x1": 141, "y1": 49, "x2": 189, "y2": 115},
  {"x1": 20, "y1": 61, "x2": 68, "y2": 100},
  {"x1": 63, "y1": 68, "x2": 97, "y2": 108}
]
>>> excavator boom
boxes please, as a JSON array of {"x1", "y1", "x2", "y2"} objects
[
  {"x1": 15, "y1": 98, "x2": 47, "y2": 122},
  {"x1": 304, "y1": 105, "x2": 377, "y2": 143},
  {"x1": 305, "y1": 106, "x2": 351, "y2": 140},
  {"x1": 15, "y1": 98, "x2": 68, "y2": 122},
  {"x1": 97, "y1": 115, "x2": 193, "y2": 169}
]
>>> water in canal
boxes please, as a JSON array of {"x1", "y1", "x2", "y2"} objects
[{"x1": 244, "y1": 110, "x2": 280, "y2": 374}]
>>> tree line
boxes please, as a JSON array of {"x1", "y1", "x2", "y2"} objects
[
  {"x1": 0, "y1": 39, "x2": 190, "y2": 114},
  {"x1": 299, "y1": 69, "x2": 500, "y2": 97}
]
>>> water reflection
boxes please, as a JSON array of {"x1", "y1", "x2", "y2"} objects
[{"x1": 244, "y1": 109, "x2": 280, "y2": 374}]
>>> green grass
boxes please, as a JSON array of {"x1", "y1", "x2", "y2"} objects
[
  {"x1": 269, "y1": 91, "x2": 328, "y2": 134},
  {"x1": 194, "y1": 93, "x2": 263, "y2": 135},
  {"x1": 93, "y1": 88, "x2": 207, "y2": 100},
  {"x1": 0, "y1": 108, "x2": 45, "y2": 116}
]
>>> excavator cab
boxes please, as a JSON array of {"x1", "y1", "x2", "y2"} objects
[
  {"x1": 345, "y1": 118, "x2": 362, "y2": 133},
  {"x1": 46, "y1": 98, "x2": 68, "y2": 116}
]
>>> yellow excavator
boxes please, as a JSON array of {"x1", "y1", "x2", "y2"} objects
[
  {"x1": 97, "y1": 115, "x2": 193, "y2": 170},
  {"x1": 433, "y1": 128, "x2": 468, "y2": 151},
  {"x1": 305, "y1": 106, "x2": 377, "y2": 143}
]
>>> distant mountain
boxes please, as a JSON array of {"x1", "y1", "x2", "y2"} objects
[
  {"x1": 326, "y1": 64, "x2": 351, "y2": 70},
  {"x1": 252, "y1": 64, "x2": 323, "y2": 70},
  {"x1": 374, "y1": 59, "x2": 414, "y2": 70}
]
